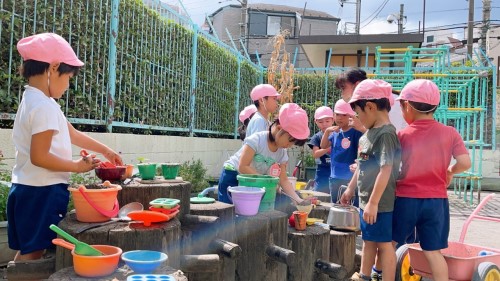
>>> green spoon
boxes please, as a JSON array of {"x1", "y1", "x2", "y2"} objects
[{"x1": 49, "y1": 224, "x2": 103, "y2": 256}]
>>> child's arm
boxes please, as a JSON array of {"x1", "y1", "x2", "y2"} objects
[
  {"x1": 340, "y1": 168, "x2": 359, "y2": 205},
  {"x1": 68, "y1": 122, "x2": 123, "y2": 165},
  {"x1": 31, "y1": 130, "x2": 97, "y2": 173},
  {"x1": 238, "y1": 145, "x2": 259, "y2": 174},
  {"x1": 319, "y1": 126, "x2": 338, "y2": 149},
  {"x1": 446, "y1": 154, "x2": 472, "y2": 186},
  {"x1": 364, "y1": 164, "x2": 393, "y2": 225},
  {"x1": 312, "y1": 146, "x2": 330, "y2": 159},
  {"x1": 278, "y1": 162, "x2": 303, "y2": 203}
]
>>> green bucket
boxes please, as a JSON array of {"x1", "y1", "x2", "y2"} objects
[
  {"x1": 237, "y1": 174, "x2": 279, "y2": 212},
  {"x1": 138, "y1": 163, "x2": 157, "y2": 180},
  {"x1": 161, "y1": 163, "x2": 180, "y2": 180}
]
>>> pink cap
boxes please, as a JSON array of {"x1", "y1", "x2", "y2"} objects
[
  {"x1": 279, "y1": 103, "x2": 310, "y2": 140},
  {"x1": 250, "y1": 84, "x2": 281, "y2": 101},
  {"x1": 396, "y1": 79, "x2": 440, "y2": 106},
  {"x1": 334, "y1": 99, "x2": 356, "y2": 116},
  {"x1": 349, "y1": 79, "x2": 394, "y2": 106},
  {"x1": 17, "y1": 33, "x2": 84, "y2": 66},
  {"x1": 239, "y1": 104, "x2": 257, "y2": 122},
  {"x1": 314, "y1": 106, "x2": 334, "y2": 120}
]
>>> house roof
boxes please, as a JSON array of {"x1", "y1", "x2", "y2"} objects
[
  {"x1": 299, "y1": 33, "x2": 424, "y2": 45},
  {"x1": 208, "y1": 3, "x2": 339, "y2": 21}
]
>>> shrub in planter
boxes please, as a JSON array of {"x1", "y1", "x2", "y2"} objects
[
  {"x1": 178, "y1": 159, "x2": 209, "y2": 194},
  {"x1": 0, "y1": 183, "x2": 9, "y2": 222}
]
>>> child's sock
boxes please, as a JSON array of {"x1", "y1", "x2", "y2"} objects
[
  {"x1": 371, "y1": 266, "x2": 382, "y2": 274},
  {"x1": 370, "y1": 266, "x2": 382, "y2": 281}
]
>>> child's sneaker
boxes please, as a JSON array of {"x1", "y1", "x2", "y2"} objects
[
  {"x1": 351, "y1": 272, "x2": 371, "y2": 281},
  {"x1": 370, "y1": 271, "x2": 382, "y2": 281}
]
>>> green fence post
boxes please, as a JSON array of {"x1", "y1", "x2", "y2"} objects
[
  {"x1": 189, "y1": 24, "x2": 199, "y2": 136},
  {"x1": 235, "y1": 57, "x2": 242, "y2": 138},
  {"x1": 106, "y1": 0, "x2": 119, "y2": 133},
  {"x1": 324, "y1": 48, "x2": 332, "y2": 105}
]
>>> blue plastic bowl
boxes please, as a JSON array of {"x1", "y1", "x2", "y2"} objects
[{"x1": 121, "y1": 250, "x2": 168, "y2": 274}]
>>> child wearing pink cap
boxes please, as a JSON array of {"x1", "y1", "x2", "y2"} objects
[
  {"x1": 218, "y1": 103, "x2": 309, "y2": 205},
  {"x1": 238, "y1": 104, "x2": 257, "y2": 141},
  {"x1": 245, "y1": 84, "x2": 281, "y2": 138},
  {"x1": 340, "y1": 79, "x2": 401, "y2": 281},
  {"x1": 393, "y1": 79, "x2": 471, "y2": 281},
  {"x1": 7, "y1": 33, "x2": 122, "y2": 261},
  {"x1": 320, "y1": 99, "x2": 363, "y2": 205},
  {"x1": 307, "y1": 106, "x2": 334, "y2": 193}
]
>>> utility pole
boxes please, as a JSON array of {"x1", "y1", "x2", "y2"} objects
[
  {"x1": 398, "y1": 4, "x2": 404, "y2": 34},
  {"x1": 480, "y1": 0, "x2": 491, "y2": 53},
  {"x1": 467, "y1": 0, "x2": 474, "y2": 58},
  {"x1": 239, "y1": 0, "x2": 248, "y2": 53},
  {"x1": 355, "y1": 0, "x2": 361, "y2": 34}
]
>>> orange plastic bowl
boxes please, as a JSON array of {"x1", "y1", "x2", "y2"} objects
[
  {"x1": 72, "y1": 245, "x2": 122, "y2": 277},
  {"x1": 95, "y1": 167, "x2": 126, "y2": 181}
]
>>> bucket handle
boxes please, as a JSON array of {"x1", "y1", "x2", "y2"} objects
[{"x1": 78, "y1": 186, "x2": 119, "y2": 218}]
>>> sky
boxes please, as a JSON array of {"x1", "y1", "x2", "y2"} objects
[{"x1": 174, "y1": 0, "x2": 499, "y2": 39}]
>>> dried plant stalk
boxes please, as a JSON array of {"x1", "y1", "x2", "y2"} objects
[{"x1": 267, "y1": 30, "x2": 298, "y2": 105}]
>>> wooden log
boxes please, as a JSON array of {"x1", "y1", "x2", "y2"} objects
[
  {"x1": 212, "y1": 239, "x2": 241, "y2": 259},
  {"x1": 181, "y1": 214, "x2": 219, "y2": 226},
  {"x1": 286, "y1": 225, "x2": 331, "y2": 281},
  {"x1": 308, "y1": 203, "x2": 331, "y2": 222},
  {"x1": 181, "y1": 214, "x2": 220, "y2": 255},
  {"x1": 329, "y1": 229, "x2": 356, "y2": 274},
  {"x1": 56, "y1": 212, "x2": 181, "y2": 271},
  {"x1": 181, "y1": 254, "x2": 220, "y2": 281},
  {"x1": 48, "y1": 264, "x2": 187, "y2": 280},
  {"x1": 235, "y1": 210, "x2": 289, "y2": 281},
  {"x1": 190, "y1": 201, "x2": 235, "y2": 242},
  {"x1": 118, "y1": 181, "x2": 191, "y2": 218},
  {"x1": 314, "y1": 259, "x2": 347, "y2": 279},
  {"x1": 266, "y1": 244, "x2": 295, "y2": 266}
]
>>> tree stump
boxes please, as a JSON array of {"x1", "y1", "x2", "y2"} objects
[
  {"x1": 189, "y1": 201, "x2": 235, "y2": 242},
  {"x1": 118, "y1": 180, "x2": 191, "y2": 218},
  {"x1": 56, "y1": 213, "x2": 181, "y2": 270},
  {"x1": 287, "y1": 225, "x2": 331, "y2": 281},
  {"x1": 308, "y1": 204, "x2": 332, "y2": 222},
  {"x1": 329, "y1": 229, "x2": 356, "y2": 275},
  {"x1": 235, "y1": 210, "x2": 291, "y2": 281},
  {"x1": 48, "y1": 264, "x2": 187, "y2": 280}
]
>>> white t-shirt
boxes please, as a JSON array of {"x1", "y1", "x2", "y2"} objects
[
  {"x1": 245, "y1": 112, "x2": 270, "y2": 139},
  {"x1": 225, "y1": 131, "x2": 288, "y2": 174},
  {"x1": 12, "y1": 86, "x2": 72, "y2": 186},
  {"x1": 389, "y1": 94, "x2": 407, "y2": 133}
]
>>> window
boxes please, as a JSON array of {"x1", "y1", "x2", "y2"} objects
[
  {"x1": 426, "y1": 35, "x2": 434, "y2": 43},
  {"x1": 267, "y1": 16, "x2": 281, "y2": 36},
  {"x1": 248, "y1": 13, "x2": 267, "y2": 36},
  {"x1": 248, "y1": 13, "x2": 296, "y2": 37}
]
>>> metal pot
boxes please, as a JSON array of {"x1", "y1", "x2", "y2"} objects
[{"x1": 326, "y1": 204, "x2": 360, "y2": 231}]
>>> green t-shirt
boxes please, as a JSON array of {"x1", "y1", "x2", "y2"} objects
[{"x1": 357, "y1": 124, "x2": 401, "y2": 212}]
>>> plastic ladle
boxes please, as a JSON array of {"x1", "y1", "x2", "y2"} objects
[
  {"x1": 49, "y1": 224, "x2": 103, "y2": 256},
  {"x1": 52, "y1": 238, "x2": 75, "y2": 251},
  {"x1": 75, "y1": 202, "x2": 144, "y2": 234}
]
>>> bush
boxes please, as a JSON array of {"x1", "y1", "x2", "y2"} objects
[
  {"x1": 0, "y1": 151, "x2": 10, "y2": 221},
  {"x1": 178, "y1": 159, "x2": 209, "y2": 194}
]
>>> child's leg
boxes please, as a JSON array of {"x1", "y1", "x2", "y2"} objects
[
  {"x1": 360, "y1": 241, "x2": 377, "y2": 276},
  {"x1": 14, "y1": 250, "x2": 44, "y2": 261},
  {"x1": 376, "y1": 242, "x2": 396, "y2": 281},
  {"x1": 423, "y1": 250, "x2": 448, "y2": 281}
]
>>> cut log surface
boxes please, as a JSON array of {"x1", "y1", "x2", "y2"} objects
[
  {"x1": 56, "y1": 213, "x2": 181, "y2": 271},
  {"x1": 118, "y1": 180, "x2": 191, "y2": 218},
  {"x1": 329, "y1": 229, "x2": 356, "y2": 274},
  {"x1": 189, "y1": 201, "x2": 235, "y2": 242},
  {"x1": 235, "y1": 210, "x2": 289, "y2": 281},
  {"x1": 287, "y1": 225, "x2": 331, "y2": 281},
  {"x1": 47, "y1": 264, "x2": 187, "y2": 280}
]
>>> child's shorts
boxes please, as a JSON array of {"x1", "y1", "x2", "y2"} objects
[
  {"x1": 7, "y1": 183, "x2": 69, "y2": 254},
  {"x1": 217, "y1": 168, "x2": 238, "y2": 204},
  {"x1": 359, "y1": 209, "x2": 393, "y2": 242},
  {"x1": 392, "y1": 197, "x2": 449, "y2": 251}
]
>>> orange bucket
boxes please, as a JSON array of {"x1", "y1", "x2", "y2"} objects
[
  {"x1": 69, "y1": 184, "x2": 122, "y2": 223},
  {"x1": 72, "y1": 245, "x2": 122, "y2": 277}
]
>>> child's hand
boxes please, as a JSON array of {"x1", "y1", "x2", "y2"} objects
[
  {"x1": 446, "y1": 170, "x2": 454, "y2": 187},
  {"x1": 340, "y1": 187, "x2": 354, "y2": 205},
  {"x1": 75, "y1": 153, "x2": 101, "y2": 172},
  {"x1": 326, "y1": 126, "x2": 340, "y2": 133},
  {"x1": 363, "y1": 202, "x2": 378, "y2": 225},
  {"x1": 103, "y1": 149, "x2": 123, "y2": 166},
  {"x1": 349, "y1": 160, "x2": 358, "y2": 173}
]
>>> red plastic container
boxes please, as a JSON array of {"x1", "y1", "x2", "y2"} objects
[{"x1": 95, "y1": 167, "x2": 125, "y2": 181}]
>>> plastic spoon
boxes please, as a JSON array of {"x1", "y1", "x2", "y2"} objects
[
  {"x1": 75, "y1": 202, "x2": 144, "y2": 234},
  {"x1": 52, "y1": 238, "x2": 75, "y2": 251},
  {"x1": 49, "y1": 224, "x2": 103, "y2": 256}
]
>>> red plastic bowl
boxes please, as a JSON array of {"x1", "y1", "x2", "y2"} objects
[{"x1": 95, "y1": 167, "x2": 126, "y2": 181}]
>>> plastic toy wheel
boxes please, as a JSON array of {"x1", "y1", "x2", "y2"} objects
[
  {"x1": 472, "y1": 262, "x2": 500, "y2": 281},
  {"x1": 396, "y1": 244, "x2": 422, "y2": 281}
]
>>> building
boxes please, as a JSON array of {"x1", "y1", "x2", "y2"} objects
[{"x1": 207, "y1": 3, "x2": 340, "y2": 68}]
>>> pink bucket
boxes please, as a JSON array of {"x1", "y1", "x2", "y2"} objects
[{"x1": 228, "y1": 186, "x2": 265, "y2": 216}]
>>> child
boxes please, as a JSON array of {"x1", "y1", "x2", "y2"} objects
[
  {"x1": 307, "y1": 106, "x2": 334, "y2": 193},
  {"x1": 218, "y1": 103, "x2": 309, "y2": 205},
  {"x1": 238, "y1": 104, "x2": 257, "y2": 141},
  {"x1": 7, "y1": 33, "x2": 123, "y2": 261},
  {"x1": 320, "y1": 99, "x2": 363, "y2": 204},
  {"x1": 340, "y1": 79, "x2": 401, "y2": 281},
  {"x1": 393, "y1": 79, "x2": 471, "y2": 281},
  {"x1": 245, "y1": 84, "x2": 280, "y2": 138}
]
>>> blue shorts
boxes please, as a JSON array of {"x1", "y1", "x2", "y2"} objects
[
  {"x1": 360, "y1": 209, "x2": 393, "y2": 242},
  {"x1": 313, "y1": 166, "x2": 330, "y2": 193},
  {"x1": 392, "y1": 197, "x2": 449, "y2": 251},
  {"x1": 7, "y1": 183, "x2": 70, "y2": 254},
  {"x1": 217, "y1": 169, "x2": 238, "y2": 204}
]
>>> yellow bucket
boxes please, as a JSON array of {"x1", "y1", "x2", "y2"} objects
[{"x1": 295, "y1": 182, "x2": 307, "y2": 190}]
